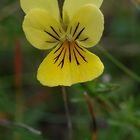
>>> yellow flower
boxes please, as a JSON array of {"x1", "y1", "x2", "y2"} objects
[{"x1": 21, "y1": 0, "x2": 104, "y2": 87}]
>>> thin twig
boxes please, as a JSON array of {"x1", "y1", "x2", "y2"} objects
[
  {"x1": 61, "y1": 86, "x2": 73, "y2": 140},
  {"x1": 14, "y1": 123, "x2": 42, "y2": 135},
  {"x1": 0, "y1": 120, "x2": 41, "y2": 135},
  {"x1": 84, "y1": 92, "x2": 97, "y2": 140}
]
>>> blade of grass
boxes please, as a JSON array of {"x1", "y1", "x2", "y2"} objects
[{"x1": 98, "y1": 45, "x2": 140, "y2": 83}]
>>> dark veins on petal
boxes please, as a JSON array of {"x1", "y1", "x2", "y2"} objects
[
  {"x1": 53, "y1": 41, "x2": 88, "y2": 69},
  {"x1": 58, "y1": 49, "x2": 66, "y2": 68},
  {"x1": 44, "y1": 26, "x2": 61, "y2": 42},
  {"x1": 80, "y1": 37, "x2": 89, "y2": 42},
  {"x1": 74, "y1": 45, "x2": 87, "y2": 63},
  {"x1": 73, "y1": 49, "x2": 80, "y2": 65},
  {"x1": 54, "y1": 46, "x2": 64, "y2": 64},
  {"x1": 68, "y1": 42, "x2": 71, "y2": 63},
  {"x1": 75, "y1": 42, "x2": 86, "y2": 52},
  {"x1": 54, "y1": 43, "x2": 63, "y2": 54},
  {"x1": 75, "y1": 27, "x2": 85, "y2": 40},
  {"x1": 71, "y1": 22, "x2": 89, "y2": 42},
  {"x1": 50, "y1": 26, "x2": 60, "y2": 38},
  {"x1": 73, "y1": 22, "x2": 80, "y2": 37},
  {"x1": 46, "y1": 41, "x2": 56, "y2": 43}
]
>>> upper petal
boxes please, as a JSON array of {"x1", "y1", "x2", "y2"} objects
[
  {"x1": 67, "y1": 4, "x2": 104, "y2": 48},
  {"x1": 63, "y1": 0, "x2": 103, "y2": 25},
  {"x1": 20, "y1": 0, "x2": 60, "y2": 22},
  {"x1": 23, "y1": 9, "x2": 65, "y2": 50},
  {"x1": 37, "y1": 41, "x2": 104, "y2": 87}
]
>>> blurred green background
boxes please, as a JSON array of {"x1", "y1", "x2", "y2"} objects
[{"x1": 0, "y1": 0, "x2": 140, "y2": 140}]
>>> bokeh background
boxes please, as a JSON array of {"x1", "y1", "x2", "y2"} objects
[{"x1": 0, "y1": 0, "x2": 140, "y2": 140}]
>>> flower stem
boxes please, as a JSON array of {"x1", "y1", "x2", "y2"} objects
[
  {"x1": 98, "y1": 45, "x2": 140, "y2": 83},
  {"x1": 14, "y1": 40, "x2": 24, "y2": 140},
  {"x1": 84, "y1": 92, "x2": 97, "y2": 140},
  {"x1": 61, "y1": 86, "x2": 73, "y2": 140}
]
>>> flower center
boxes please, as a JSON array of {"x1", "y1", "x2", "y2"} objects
[
  {"x1": 65, "y1": 34, "x2": 73, "y2": 42},
  {"x1": 44, "y1": 22, "x2": 89, "y2": 46},
  {"x1": 43, "y1": 23, "x2": 90, "y2": 68},
  {"x1": 60, "y1": 34, "x2": 73, "y2": 43}
]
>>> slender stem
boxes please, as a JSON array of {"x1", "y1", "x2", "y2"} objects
[
  {"x1": 84, "y1": 92, "x2": 97, "y2": 140},
  {"x1": 15, "y1": 86, "x2": 23, "y2": 126},
  {"x1": 14, "y1": 40, "x2": 24, "y2": 140},
  {"x1": 15, "y1": 87, "x2": 24, "y2": 140},
  {"x1": 14, "y1": 123, "x2": 41, "y2": 135},
  {"x1": 61, "y1": 86, "x2": 73, "y2": 140},
  {"x1": 98, "y1": 45, "x2": 140, "y2": 83},
  {"x1": 0, "y1": 120, "x2": 41, "y2": 135}
]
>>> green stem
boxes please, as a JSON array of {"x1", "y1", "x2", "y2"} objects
[
  {"x1": 14, "y1": 84, "x2": 24, "y2": 140},
  {"x1": 98, "y1": 45, "x2": 140, "y2": 83},
  {"x1": 15, "y1": 89, "x2": 24, "y2": 124},
  {"x1": 61, "y1": 87, "x2": 73, "y2": 140}
]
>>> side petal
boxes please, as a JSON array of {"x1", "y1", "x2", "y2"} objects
[
  {"x1": 37, "y1": 41, "x2": 104, "y2": 87},
  {"x1": 20, "y1": 0, "x2": 60, "y2": 22},
  {"x1": 63, "y1": 0, "x2": 103, "y2": 25},
  {"x1": 23, "y1": 9, "x2": 64, "y2": 50},
  {"x1": 67, "y1": 4, "x2": 104, "y2": 48}
]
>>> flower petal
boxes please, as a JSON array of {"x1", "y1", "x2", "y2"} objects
[
  {"x1": 67, "y1": 4, "x2": 104, "y2": 48},
  {"x1": 37, "y1": 41, "x2": 104, "y2": 87},
  {"x1": 20, "y1": 0, "x2": 60, "y2": 22},
  {"x1": 63, "y1": 0, "x2": 103, "y2": 25},
  {"x1": 23, "y1": 9, "x2": 64, "y2": 50}
]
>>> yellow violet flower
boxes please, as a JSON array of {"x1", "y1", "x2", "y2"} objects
[{"x1": 21, "y1": 0, "x2": 104, "y2": 87}]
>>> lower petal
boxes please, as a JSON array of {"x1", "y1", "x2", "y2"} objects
[{"x1": 37, "y1": 42, "x2": 104, "y2": 87}]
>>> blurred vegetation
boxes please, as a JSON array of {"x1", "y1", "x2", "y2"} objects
[{"x1": 0, "y1": 0, "x2": 140, "y2": 140}]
